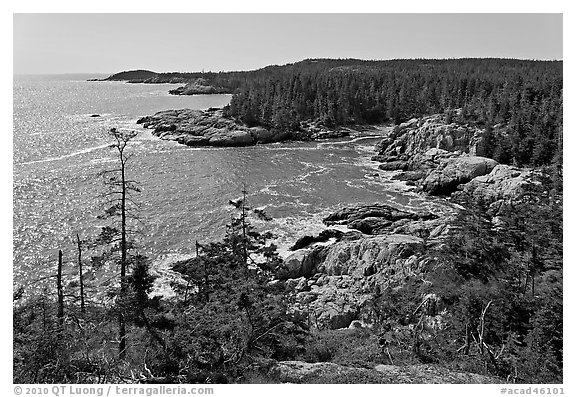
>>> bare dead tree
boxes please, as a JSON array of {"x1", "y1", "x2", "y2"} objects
[
  {"x1": 478, "y1": 300, "x2": 492, "y2": 355},
  {"x1": 76, "y1": 233, "x2": 85, "y2": 314},
  {"x1": 57, "y1": 249, "x2": 64, "y2": 327},
  {"x1": 241, "y1": 185, "x2": 248, "y2": 265},
  {"x1": 199, "y1": 241, "x2": 210, "y2": 303},
  {"x1": 94, "y1": 128, "x2": 141, "y2": 360}
]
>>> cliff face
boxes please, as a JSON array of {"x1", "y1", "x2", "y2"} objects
[
  {"x1": 371, "y1": 113, "x2": 509, "y2": 196},
  {"x1": 375, "y1": 113, "x2": 489, "y2": 158}
]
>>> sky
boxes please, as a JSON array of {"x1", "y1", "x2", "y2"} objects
[{"x1": 13, "y1": 13, "x2": 563, "y2": 75}]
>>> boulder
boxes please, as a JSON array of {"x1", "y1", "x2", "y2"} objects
[
  {"x1": 316, "y1": 301, "x2": 358, "y2": 329},
  {"x1": 391, "y1": 218, "x2": 450, "y2": 240},
  {"x1": 374, "y1": 137, "x2": 395, "y2": 154},
  {"x1": 378, "y1": 161, "x2": 410, "y2": 171},
  {"x1": 371, "y1": 154, "x2": 398, "y2": 163},
  {"x1": 347, "y1": 217, "x2": 392, "y2": 235},
  {"x1": 277, "y1": 247, "x2": 326, "y2": 280},
  {"x1": 293, "y1": 275, "x2": 366, "y2": 329},
  {"x1": 180, "y1": 136, "x2": 210, "y2": 146},
  {"x1": 249, "y1": 127, "x2": 284, "y2": 143},
  {"x1": 421, "y1": 156, "x2": 498, "y2": 195},
  {"x1": 340, "y1": 231, "x2": 365, "y2": 241},
  {"x1": 207, "y1": 130, "x2": 254, "y2": 146},
  {"x1": 348, "y1": 320, "x2": 372, "y2": 329},
  {"x1": 323, "y1": 203, "x2": 436, "y2": 226},
  {"x1": 284, "y1": 277, "x2": 310, "y2": 292},
  {"x1": 391, "y1": 170, "x2": 427, "y2": 182},
  {"x1": 455, "y1": 164, "x2": 535, "y2": 209},
  {"x1": 319, "y1": 234, "x2": 425, "y2": 277},
  {"x1": 290, "y1": 229, "x2": 344, "y2": 250}
]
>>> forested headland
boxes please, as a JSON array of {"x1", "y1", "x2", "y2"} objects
[
  {"x1": 105, "y1": 58, "x2": 562, "y2": 167},
  {"x1": 224, "y1": 58, "x2": 562, "y2": 168}
]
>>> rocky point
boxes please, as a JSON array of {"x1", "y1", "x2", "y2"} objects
[{"x1": 136, "y1": 108, "x2": 351, "y2": 148}]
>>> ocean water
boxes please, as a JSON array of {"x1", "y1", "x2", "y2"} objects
[{"x1": 13, "y1": 74, "x2": 432, "y2": 292}]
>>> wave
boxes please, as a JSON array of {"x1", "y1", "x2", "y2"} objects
[
  {"x1": 140, "y1": 253, "x2": 194, "y2": 299},
  {"x1": 89, "y1": 157, "x2": 117, "y2": 164},
  {"x1": 17, "y1": 143, "x2": 112, "y2": 166},
  {"x1": 28, "y1": 130, "x2": 67, "y2": 136},
  {"x1": 296, "y1": 164, "x2": 329, "y2": 182},
  {"x1": 317, "y1": 134, "x2": 385, "y2": 147},
  {"x1": 261, "y1": 146, "x2": 321, "y2": 152},
  {"x1": 258, "y1": 184, "x2": 286, "y2": 198}
]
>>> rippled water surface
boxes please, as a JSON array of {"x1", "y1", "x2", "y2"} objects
[{"x1": 13, "y1": 74, "x2": 429, "y2": 290}]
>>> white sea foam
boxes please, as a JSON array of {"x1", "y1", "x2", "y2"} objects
[
  {"x1": 29, "y1": 130, "x2": 67, "y2": 136},
  {"x1": 17, "y1": 143, "x2": 112, "y2": 166},
  {"x1": 261, "y1": 146, "x2": 321, "y2": 151},
  {"x1": 296, "y1": 164, "x2": 329, "y2": 182},
  {"x1": 268, "y1": 207, "x2": 352, "y2": 259},
  {"x1": 317, "y1": 134, "x2": 385, "y2": 147},
  {"x1": 133, "y1": 128, "x2": 157, "y2": 141},
  {"x1": 149, "y1": 253, "x2": 194, "y2": 299},
  {"x1": 258, "y1": 184, "x2": 280, "y2": 196},
  {"x1": 89, "y1": 157, "x2": 117, "y2": 164}
]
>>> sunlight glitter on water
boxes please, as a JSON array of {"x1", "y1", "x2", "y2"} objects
[{"x1": 13, "y1": 76, "x2": 426, "y2": 294}]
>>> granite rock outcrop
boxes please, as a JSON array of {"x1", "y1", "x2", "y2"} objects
[{"x1": 137, "y1": 108, "x2": 349, "y2": 147}]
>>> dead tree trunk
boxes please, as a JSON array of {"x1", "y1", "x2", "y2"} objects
[
  {"x1": 76, "y1": 233, "x2": 85, "y2": 314},
  {"x1": 478, "y1": 300, "x2": 493, "y2": 355},
  {"x1": 241, "y1": 186, "x2": 248, "y2": 266},
  {"x1": 57, "y1": 249, "x2": 64, "y2": 327},
  {"x1": 198, "y1": 241, "x2": 210, "y2": 303},
  {"x1": 104, "y1": 128, "x2": 139, "y2": 360},
  {"x1": 119, "y1": 147, "x2": 128, "y2": 360}
]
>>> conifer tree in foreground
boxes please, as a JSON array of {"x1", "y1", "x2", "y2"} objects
[{"x1": 92, "y1": 128, "x2": 142, "y2": 360}]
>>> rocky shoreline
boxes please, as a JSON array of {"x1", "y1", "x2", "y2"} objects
[
  {"x1": 148, "y1": 108, "x2": 537, "y2": 334},
  {"x1": 137, "y1": 107, "x2": 354, "y2": 147},
  {"x1": 152, "y1": 109, "x2": 537, "y2": 332},
  {"x1": 275, "y1": 111, "x2": 536, "y2": 331},
  {"x1": 147, "y1": 109, "x2": 542, "y2": 383},
  {"x1": 89, "y1": 71, "x2": 234, "y2": 94},
  {"x1": 250, "y1": 112, "x2": 538, "y2": 382}
]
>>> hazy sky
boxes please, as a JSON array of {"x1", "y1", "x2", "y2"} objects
[{"x1": 13, "y1": 13, "x2": 563, "y2": 74}]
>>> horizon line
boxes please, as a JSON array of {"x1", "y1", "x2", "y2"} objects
[{"x1": 13, "y1": 56, "x2": 564, "y2": 76}]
